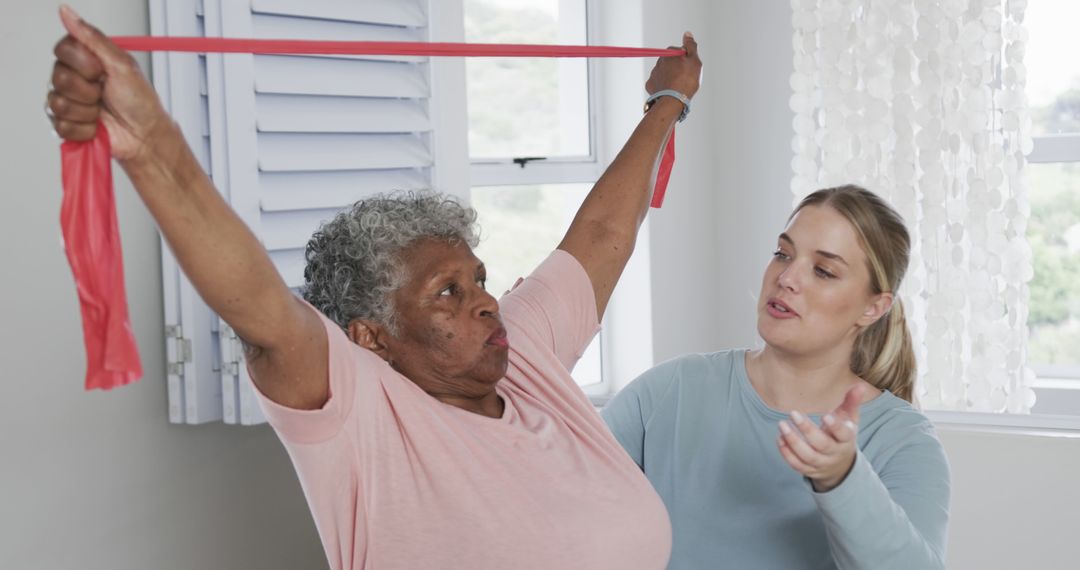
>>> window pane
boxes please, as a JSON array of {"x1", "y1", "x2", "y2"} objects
[
  {"x1": 471, "y1": 183, "x2": 602, "y2": 386},
  {"x1": 464, "y1": 0, "x2": 591, "y2": 159},
  {"x1": 1026, "y1": 163, "x2": 1080, "y2": 372},
  {"x1": 1025, "y1": 1, "x2": 1080, "y2": 135}
]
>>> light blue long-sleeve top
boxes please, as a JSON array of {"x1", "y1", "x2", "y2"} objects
[{"x1": 602, "y1": 350, "x2": 951, "y2": 570}]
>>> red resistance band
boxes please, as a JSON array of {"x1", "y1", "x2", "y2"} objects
[
  {"x1": 62, "y1": 38, "x2": 684, "y2": 390},
  {"x1": 61, "y1": 124, "x2": 143, "y2": 390}
]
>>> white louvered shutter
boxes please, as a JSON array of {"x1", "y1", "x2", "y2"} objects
[{"x1": 153, "y1": 0, "x2": 469, "y2": 424}]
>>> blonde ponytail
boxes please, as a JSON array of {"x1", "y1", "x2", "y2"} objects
[{"x1": 851, "y1": 299, "x2": 916, "y2": 403}]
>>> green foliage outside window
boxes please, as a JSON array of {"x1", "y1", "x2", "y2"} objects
[{"x1": 1028, "y1": 88, "x2": 1080, "y2": 367}]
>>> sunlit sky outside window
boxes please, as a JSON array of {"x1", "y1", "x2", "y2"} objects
[
  {"x1": 475, "y1": 0, "x2": 558, "y2": 20},
  {"x1": 464, "y1": 0, "x2": 590, "y2": 158},
  {"x1": 1023, "y1": 0, "x2": 1080, "y2": 108}
]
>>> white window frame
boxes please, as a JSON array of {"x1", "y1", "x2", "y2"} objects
[
  {"x1": 1025, "y1": 134, "x2": 1080, "y2": 397},
  {"x1": 466, "y1": 0, "x2": 606, "y2": 187},
  {"x1": 461, "y1": 0, "x2": 621, "y2": 397}
]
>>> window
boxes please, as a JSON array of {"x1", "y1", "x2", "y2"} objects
[
  {"x1": 464, "y1": 0, "x2": 590, "y2": 160},
  {"x1": 471, "y1": 184, "x2": 603, "y2": 386},
  {"x1": 463, "y1": 0, "x2": 600, "y2": 186},
  {"x1": 1023, "y1": 0, "x2": 1080, "y2": 416},
  {"x1": 463, "y1": 0, "x2": 609, "y2": 392}
]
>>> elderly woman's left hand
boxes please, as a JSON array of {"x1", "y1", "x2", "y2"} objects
[
  {"x1": 777, "y1": 384, "x2": 865, "y2": 492},
  {"x1": 645, "y1": 32, "x2": 702, "y2": 100}
]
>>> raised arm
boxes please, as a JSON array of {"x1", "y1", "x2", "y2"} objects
[
  {"x1": 557, "y1": 32, "x2": 701, "y2": 317},
  {"x1": 48, "y1": 7, "x2": 327, "y2": 409}
]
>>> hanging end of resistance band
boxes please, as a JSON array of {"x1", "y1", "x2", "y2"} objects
[
  {"x1": 650, "y1": 131, "x2": 677, "y2": 208},
  {"x1": 59, "y1": 123, "x2": 145, "y2": 391}
]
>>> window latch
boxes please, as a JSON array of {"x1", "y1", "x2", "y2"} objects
[{"x1": 512, "y1": 156, "x2": 547, "y2": 168}]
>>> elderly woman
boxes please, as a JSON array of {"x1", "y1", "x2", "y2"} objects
[
  {"x1": 603, "y1": 185, "x2": 951, "y2": 569},
  {"x1": 48, "y1": 7, "x2": 700, "y2": 569}
]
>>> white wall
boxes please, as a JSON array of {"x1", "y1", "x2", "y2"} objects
[
  {"x1": 940, "y1": 430, "x2": 1080, "y2": 569},
  {"x1": 642, "y1": 1, "x2": 797, "y2": 363},
  {"x1": 645, "y1": 1, "x2": 1080, "y2": 569},
  {"x1": 0, "y1": 3, "x2": 323, "y2": 569},
  {"x1": 641, "y1": 1, "x2": 724, "y2": 362}
]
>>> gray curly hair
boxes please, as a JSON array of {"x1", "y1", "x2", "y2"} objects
[{"x1": 302, "y1": 190, "x2": 479, "y2": 334}]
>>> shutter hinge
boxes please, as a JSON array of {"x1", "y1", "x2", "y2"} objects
[
  {"x1": 165, "y1": 324, "x2": 192, "y2": 376},
  {"x1": 221, "y1": 324, "x2": 243, "y2": 377}
]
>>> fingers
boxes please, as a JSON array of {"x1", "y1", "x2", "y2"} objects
[
  {"x1": 781, "y1": 410, "x2": 858, "y2": 466},
  {"x1": 838, "y1": 384, "x2": 864, "y2": 424},
  {"x1": 778, "y1": 418, "x2": 824, "y2": 468},
  {"x1": 778, "y1": 407, "x2": 858, "y2": 487},
  {"x1": 778, "y1": 436, "x2": 813, "y2": 473},
  {"x1": 59, "y1": 5, "x2": 131, "y2": 70},
  {"x1": 52, "y1": 118, "x2": 97, "y2": 141},
  {"x1": 49, "y1": 61, "x2": 102, "y2": 140},
  {"x1": 822, "y1": 412, "x2": 858, "y2": 444},
  {"x1": 47, "y1": 91, "x2": 100, "y2": 123},
  {"x1": 682, "y1": 31, "x2": 698, "y2": 59},
  {"x1": 51, "y1": 61, "x2": 103, "y2": 104},
  {"x1": 53, "y1": 36, "x2": 104, "y2": 83},
  {"x1": 50, "y1": 11, "x2": 109, "y2": 138},
  {"x1": 788, "y1": 411, "x2": 834, "y2": 451}
]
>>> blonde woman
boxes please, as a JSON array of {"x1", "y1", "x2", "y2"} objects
[{"x1": 603, "y1": 185, "x2": 950, "y2": 569}]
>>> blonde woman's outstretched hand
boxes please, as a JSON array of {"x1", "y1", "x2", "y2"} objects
[{"x1": 777, "y1": 384, "x2": 864, "y2": 493}]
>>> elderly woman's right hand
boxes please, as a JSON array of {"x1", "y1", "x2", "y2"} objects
[
  {"x1": 47, "y1": 6, "x2": 169, "y2": 163},
  {"x1": 645, "y1": 32, "x2": 702, "y2": 101}
]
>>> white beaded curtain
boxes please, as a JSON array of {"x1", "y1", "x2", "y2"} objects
[{"x1": 789, "y1": 0, "x2": 1037, "y2": 412}]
